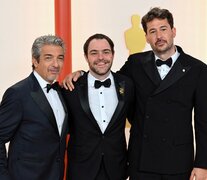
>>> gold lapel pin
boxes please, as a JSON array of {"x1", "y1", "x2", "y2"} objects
[{"x1": 119, "y1": 87, "x2": 124, "y2": 95}]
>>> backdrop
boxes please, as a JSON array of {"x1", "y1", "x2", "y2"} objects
[
  {"x1": 0, "y1": 1, "x2": 206, "y2": 179},
  {"x1": 0, "y1": 0, "x2": 206, "y2": 99}
]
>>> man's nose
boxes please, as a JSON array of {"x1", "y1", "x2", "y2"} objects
[{"x1": 97, "y1": 52, "x2": 104, "y2": 59}]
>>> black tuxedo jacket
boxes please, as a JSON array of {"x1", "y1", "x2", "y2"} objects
[
  {"x1": 120, "y1": 46, "x2": 207, "y2": 175},
  {"x1": 0, "y1": 73, "x2": 68, "y2": 180},
  {"x1": 63, "y1": 72, "x2": 134, "y2": 180}
]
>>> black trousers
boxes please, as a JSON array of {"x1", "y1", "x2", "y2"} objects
[{"x1": 129, "y1": 171, "x2": 191, "y2": 180}]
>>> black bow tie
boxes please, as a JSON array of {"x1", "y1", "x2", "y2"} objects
[
  {"x1": 156, "y1": 58, "x2": 172, "y2": 67},
  {"x1": 94, "y1": 78, "x2": 111, "y2": 89},
  {"x1": 46, "y1": 82, "x2": 59, "y2": 93}
]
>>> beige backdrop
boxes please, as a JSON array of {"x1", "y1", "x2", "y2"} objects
[{"x1": 0, "y1": 0, "x2": 207, "y2": 99}]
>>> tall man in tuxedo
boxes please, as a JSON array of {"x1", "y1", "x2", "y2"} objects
[
  {"x1": 120, "y1": 7, "x2": 207, "y2": 180},
  {"x1": 62, "y1": 34, "x2": 134, "y2": 180},
  {"x1": 63, "y1": 7, "x2": 207, "y2": 180},
  {"x1": 0, "y1": 35, "x2": 68, "y2": 180}
]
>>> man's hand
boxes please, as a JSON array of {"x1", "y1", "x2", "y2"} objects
[
  {"x1": 62, "y1": 70, "x2": 82, "y2": 91},
  {"x1": 190, "y1": 168, "x2": 207, "y2": 180}
]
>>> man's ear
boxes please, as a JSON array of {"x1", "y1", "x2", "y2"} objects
[
  {"x1": 32, "y1": 57, "x2": 38, "y2": 68},
  {"x1": 172, "y1": 27, "x2": 176, "y2": 38}
]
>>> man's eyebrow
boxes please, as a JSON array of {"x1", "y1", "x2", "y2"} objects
[
  {"x1": 89, "y1": 49, "x2": 98, "y2": 52},
  {"x1": 43, "y1": 54, "x2": 53, "y2": 57},
  {"x1": 89, "y1": 49, "x2": 111, "y2": 52}
]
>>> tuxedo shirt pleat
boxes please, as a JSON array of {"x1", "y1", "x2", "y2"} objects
[{"x1": 88, "y1": 72, "x2": 118, "y2": 133}]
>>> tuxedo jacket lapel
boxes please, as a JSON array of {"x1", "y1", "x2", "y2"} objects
[
  {"x1": 105, "y1": 73, "x2": 125, "y2": 132},
  {"x1": 77, "y1": 73, "x2": 101, "y2": 130},
  {"x1": 77, "y1": 72, "x2": 127, "y2": 133},
  {"x1": 142, "y1": 53, "x2": 161, "y2": 86},
  {"x1": 56, "y1": 89, "x2": 68, "y2": 138},
  {"x1": 141, "y1": 52, "x2": 192, "y2": 96},
  {"x1": 29, "y1": 74, "x2": 59, "y2": 134},
  {"x1": 153, "y1": 56, "x2": 191, "y2": 96}
]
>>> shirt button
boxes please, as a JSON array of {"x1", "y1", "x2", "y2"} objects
[{"x1": 162, "y1": 138, "x2": 167, "y2": 142}]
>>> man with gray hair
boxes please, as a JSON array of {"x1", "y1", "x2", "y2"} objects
[{"x1": 0, "y1": 35, "x2": 68, "y2": 180}]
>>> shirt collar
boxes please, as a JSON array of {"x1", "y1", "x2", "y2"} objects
[
  {"x1": 33, "y1": 71, "x2": 56, "y2": 90},
  {"x1": 154, "y1": 46, "x2": 180, "y2": 66},
  {"x1": 88, "y1": 71, "x2": 114, "y2": 88}
]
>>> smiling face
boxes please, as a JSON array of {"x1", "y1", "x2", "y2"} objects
[
  {"x1": 32, "y1": 44, "x2": 64, "y2": 83},
  {"x1": 85, "y1": 39, "x2": 114, "y2": 80},
  {"x1": 145, "y1": 18, "x2": 176, "y2": 58}
]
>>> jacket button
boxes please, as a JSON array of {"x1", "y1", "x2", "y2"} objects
[{"x1": 162, "y1": 138, "x2": 166, "y2": 142}]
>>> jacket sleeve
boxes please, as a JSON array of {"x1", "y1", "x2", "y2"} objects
[
  {"x1": 194, "y1": 64, "x2": 207, "y2": 168},
  {"x1": 126, "y1": 78, "x2": 135, "y2": 125},
  {"x1": 0, "y1": 88, "x2": 22, "y2": 180}
]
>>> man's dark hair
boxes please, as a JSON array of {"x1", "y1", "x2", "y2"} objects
[
  {"x1": 141, "y1": 7, "x2": 174, "y2": 33},
  {"x1": 83, "y1": 33, "x2": 114, "y2": 57}
]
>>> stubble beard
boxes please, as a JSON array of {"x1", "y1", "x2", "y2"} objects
[
  {"x1": 153, "y1": 42, "x2": 174, "y2": 56},
  {"x1": 90, "y1": 61, "x2": 112, "y2": 77}
]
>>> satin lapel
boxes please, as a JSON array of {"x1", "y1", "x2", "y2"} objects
[
  {"x1": 77, "y1": 73, "x2": 101, "y2": 129},
  {"x1": 29, "y1": 74, "x2": 59, "y2": 134},
  {"x1": 153, "y1": 58, "x2": 191, "y2": 96},
  {"x1": 57, "y1": 89, "x2": 68, "y2": 139},
  {"x1": 142, "y1": 53, "x2": 161, "y2": 86},
  {"x1": 105, "y1": 73, "x2": 125, "y2": 132}
]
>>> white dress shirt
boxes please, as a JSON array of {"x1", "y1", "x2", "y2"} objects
[
  {"x1": 33, "y1": 71, "x2": 65, "y2": 135},
  {"x1": 155, "y1": 48, "x2": 180, "y2": 80},
  {"x1": 88, "y1": 72, "x2": 118, "y2": 133}
]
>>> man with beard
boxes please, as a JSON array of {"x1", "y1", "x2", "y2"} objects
[
  {"x1": 62, "y1": 34, "x2": 134, "y2": 180},
  {"x1": 120, "y1": 7, "x2": 207, "y2": 180},
  {"x1": 63, "y1": 8, "x2": 207, "y2": 180}
]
